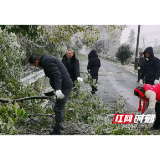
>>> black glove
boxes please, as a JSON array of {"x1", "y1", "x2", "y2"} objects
[{"x1": 44, "y1": 91, "x2": 55, "y2": 96}]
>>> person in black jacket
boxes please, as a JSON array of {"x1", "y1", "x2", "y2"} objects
[
  {"x1": 62, "y1": 49, "x2": 83, "y2": 88},
  {"x1": 137, "y1": 52, "x2": 144, "y2": 82},
  {"x1": 87, "y1": 50, "x2": 101, "y2": 94},
  {"x1": 139, "y1": 47, "x2": 160, "y2": 111},
  {"x1": 139, "y1": 47, "x2": 160, "y2": 85},
  {"x1": 29, "y1": 54, "x2": 73, "y2": 135}
]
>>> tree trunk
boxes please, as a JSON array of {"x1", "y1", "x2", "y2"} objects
[
  {"x1": 121, "y1": 59, "x2": 124, "y2": 65},
  {"x1": 25, "y1": 43, "x2": 31, "y2": 65}
]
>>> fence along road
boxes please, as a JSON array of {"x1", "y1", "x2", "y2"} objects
[{"x1": 20, "y1": 70, "x2": 45, "y2": 86}]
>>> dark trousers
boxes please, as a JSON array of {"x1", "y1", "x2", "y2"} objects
[
  {"x1": 145, "y1": 81, "x2": 154, "y2": 85},
  {"x1": 138, "y1": 69, "x2": 145, "y2": 82},
  {"x1": 71, "y1": 79, "x2": 79, "y2": 94},
  {"x1": 91, "y1": 78, "x2": 98, "y2": 91},
  {"x1": 54, "y1": 85, "x2": 72, "y2": 124},
  {"x1": 153, "y1": 102, "x2": 160, "y2": 129},
  {"x1": 138, "y1": 69, "x2": 142, "y2": 81},
  {"x1": 72, "y1": 79, "x2": 77, "y2": 88}
]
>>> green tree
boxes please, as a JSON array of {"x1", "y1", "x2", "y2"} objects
[
  {"x1": 116, "y1": 44, "x2": 133, "y2": 65},
  {"x1": 128, "y1": 29, "x2": 135, "y2": 48},
  {"x1": 0, "y1": 25, "x2": 43, "y2": 40}
]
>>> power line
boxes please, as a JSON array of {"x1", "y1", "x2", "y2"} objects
[
  {"x1": 144, "y1": 39, "x2": 160, "y2": 43},
  {"x1": 143, "y1": 31, "x2": 160, "y2": 35},
  {"x1": 143, "y1": 33, "x2": 160, "y2": 36}
]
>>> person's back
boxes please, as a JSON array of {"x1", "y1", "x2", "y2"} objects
[
  {"x1": 38, "y1": 54, "x2": 73, "y2": 90},
  {"x1": 134, "y1": 84, "x2": 160, "y2": 130},
  {"x1": 143, "y1": 84, "x2": 160, "y2": 101},
  {"x1": 87, "y1": 50, "x2": 101, "y2": 79},
  {"x1": 87, "y1": 50, "x2": 101, "y2": 93}
]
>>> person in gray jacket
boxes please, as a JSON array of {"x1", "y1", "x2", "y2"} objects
[{"x1": 29, "y1": 54, "x2": 73, "y2": 135}]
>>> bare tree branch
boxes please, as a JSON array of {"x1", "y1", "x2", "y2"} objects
[{"x1": 28, "y1": 113, "x2": 53, "y2": 117}]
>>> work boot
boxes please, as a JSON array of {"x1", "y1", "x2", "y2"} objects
[
  {"x1": 49, "y1": 123, "x2": 63, "y2": 135},
  {"x1": 93, "y1": 88, "x2": 98, "y2": 92},
  {"x1": 49, "y1": 111, "x2": 64, "y2": 135},
  {"x1": 91, "y1": 91, "x2": 95, "y2": 94},
  {"x1": 150, "y1": 126, "x2": 159, "y2": 131},
  {"x1": 91, "y1": 88, "x2": 98, "y2": 94}
]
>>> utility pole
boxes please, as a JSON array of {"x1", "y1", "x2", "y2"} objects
[{"x1": 134, "y1": 25, "x2": 141, "y2": 70}]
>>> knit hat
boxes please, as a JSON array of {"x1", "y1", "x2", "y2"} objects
[{"x1": 134, "y1": 88, "x2": 146, "y2": 113}]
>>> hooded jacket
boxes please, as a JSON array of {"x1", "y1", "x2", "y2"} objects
[
  {"x1": 38, "y1": 54, "x2": 72, "y2": 91},
  {"x1": 87, "y1": 50, "x2": 101, "y2": 79},
  {"x1": 140, "y1": 47, "x2": 160, "y2": 83},
  {"x1": 62, "y1": 54, "x2": 80, "y2": 81}
]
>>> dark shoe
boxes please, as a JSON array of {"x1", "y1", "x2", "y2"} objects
[
  {"x1": 49, "y1": 132, "x2": 60, "y2": 136},
  {"x1": 91, "y1": 91, "x2": 95, "y2": 94},
  {"x1": 150, "y1": 127, "x2": 159, "y2": 131},
  {"x1": 49, "y1": 124, "x2": 63, "y2": 135},
  {"x1": 92, "y1": 88, "x2": 98, "y2": 92},
  {"x1": 49, "y1": 130, "x2": 61, "y2": 135}
]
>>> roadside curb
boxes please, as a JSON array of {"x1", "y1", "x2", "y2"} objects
[
  {"x1": 100, "y1": 58, "x2": 138, "y2": 75},
  {"x1": 122, "y1": 65, "x2": 138, "y2": 75}
]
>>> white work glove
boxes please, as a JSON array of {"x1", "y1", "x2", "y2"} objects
[
  {"x1": 154, "y1": 80, "x2": 159, "y2": 85},
  {"x1": 55, "y1": 90, "x2": 64, "y2": 99},
  {"x1": 146, "y1": 58, "x2": 149, "y2": 61},
  {"x1": 87, "y1": 70, "x2": 90, "y2": 74},
  {"x1": 138, "y1": 67, "x2": 141, "y2": 70},
  {"x1": 139, "y1": 79, "x2": 143, "y2": 84},
  {"x1": 77, "y1": 77, "x2": 83, "y2": 82}
]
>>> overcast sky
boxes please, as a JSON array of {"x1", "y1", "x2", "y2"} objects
[{"x1": 121, "y1": 25, "x2": 160, "y2": 48}]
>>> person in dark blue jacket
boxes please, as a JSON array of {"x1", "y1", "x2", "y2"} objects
[
  {"x1": 139, "y1": 47, "x2": 160, "y2": 111},
  {"x1": 137, "y1": 52, "x2": 144, "y2": 82},
  {"x1": 140, "y1": 47, "x2": 160, "y2": 85},
  {"x1": 87, "y1": 50, "x2": 101, "y2": 94},
  {"x1": 29, "y1": 54, "x2": 73, "y2": 135}
]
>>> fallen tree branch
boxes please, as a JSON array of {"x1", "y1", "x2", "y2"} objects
[
  {"x1": 28, "y1": 113, "x2": 53, "y2": 117},
  {"x1": 25, "y1": 128, "x2": 39, "y2": 134},
  {"x1": 0, "y1": 96, "x2": 56, "y2": 103}
]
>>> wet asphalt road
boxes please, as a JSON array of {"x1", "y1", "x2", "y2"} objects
[{"x1": 80, "y1": 59, "x2": 141, "y2": 111}]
